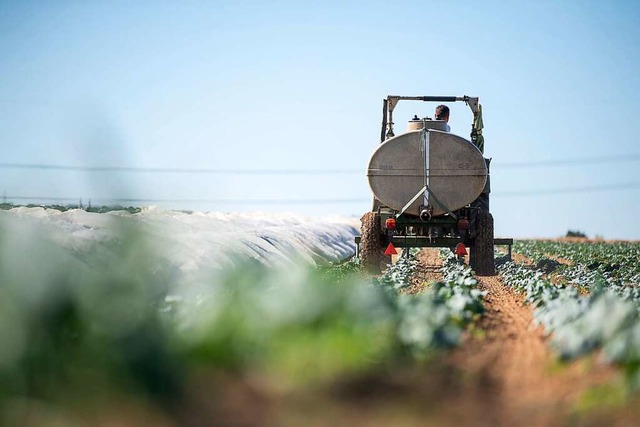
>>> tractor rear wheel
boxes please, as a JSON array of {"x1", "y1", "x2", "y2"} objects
[
  {"x1": 470, "y1": 210, "x2": 495, "y2": 276},
  {"x1": 360, "y1": 212, "x2": 388, "y2": 274}
]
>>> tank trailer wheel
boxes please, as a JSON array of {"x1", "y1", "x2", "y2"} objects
[
  {"x1": 360, "y1": 212, "x2": 390, "y2": 274},
  {"x1": 469, "y1": 210, "x2": 495, "y2": 276}
]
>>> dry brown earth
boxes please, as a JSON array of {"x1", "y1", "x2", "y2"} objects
[
  {"x1": 111, "y1": 247, "x2": 640, "y2": 427},
  {"x1": 286, "y1": 248, "x2": 639, "y2": 427},
  {"x1": 264, "y1": 248, "x2": 640, "y2": 426},
  {"x1": 449, "y1": 272, "x2": 622, "y2": 426},
  {"x1": 405, "y1": 248, "x2": 444, "y2": 294}
]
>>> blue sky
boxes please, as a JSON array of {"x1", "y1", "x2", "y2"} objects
[{"x1": 1, "y1": 0, "x2": 639, "y2": 239}]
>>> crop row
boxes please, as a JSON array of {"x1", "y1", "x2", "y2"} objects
[
  {"x1": 514, "y1": 240, "x2": 640, "y2": 287},
  {"x1": 515, "y1": 240, "x2": 640, "y2": 307},
  {"x1": 498, "y1": 258, "x2": 640, "y2": 388},
  {"x1": 373, "y1": 251, "x2": 485, "y2": 356}
]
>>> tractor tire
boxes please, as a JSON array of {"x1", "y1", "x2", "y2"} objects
[
  {"x1": 469, "y1": 210, "x2": 495, "y2": 276},
  {"x1": 360, "y1": 212, "x2": 389, "y2": 274}
]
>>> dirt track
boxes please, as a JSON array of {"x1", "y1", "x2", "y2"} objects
[
  {"x1": 185, "y1": 248, "x2": 640, "y2": 427},
  {"x1": 268, "y1": 248, "x2": 639, "y2": 427},
  {"x1": 405, "y1": 248, "x2": 444, "y2": 294},
  {"x1": 450, "y1": 273, "x2": 619, "y2": 426},
  {"x1": 423, "y1": 248, "x2": 636, "y2": 426}
]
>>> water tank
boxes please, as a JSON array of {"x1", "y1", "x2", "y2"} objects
[{"x1": 367, "y1": 130, "x2": 487, "y2": 216}]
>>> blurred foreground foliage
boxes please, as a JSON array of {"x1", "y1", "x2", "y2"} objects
[
  {"x1": 0, "y1": 214, "x2": 483, "y2": 426},
  {"x1": 0, "y1": 216, "x2": 182, "y2": 422}
]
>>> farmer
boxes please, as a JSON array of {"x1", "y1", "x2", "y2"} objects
[{"x1": 435, "y1": 105, "x2": 451, "y2": 132}]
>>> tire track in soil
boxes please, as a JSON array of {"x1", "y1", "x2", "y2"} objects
[{"x1": 404, "y1": 248, "x2": 444, "y2": 294}]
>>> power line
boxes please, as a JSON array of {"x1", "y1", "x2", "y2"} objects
[
  {"x1": 0, "y1": 154, "x2": 638, "y2": 175},
  {"x1": 2, "y1": 196, "x2": 371, "y2": 205},
  {"x1": 498, "y1": 154, "x2": 640, "y2": 169},
  {"x1": 0, "y1": 163, "x2": 359, "y2": 175},
  {"x1": 3, "y1": 183, "x2": 638, "y2": 206},
  {"x1": 493, "y1": 182, "x2": 640, "y2": 197}
]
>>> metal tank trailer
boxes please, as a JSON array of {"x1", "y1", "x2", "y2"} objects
[{"x1": 357, "y1": 95, "x2": 513, "y2": 276}]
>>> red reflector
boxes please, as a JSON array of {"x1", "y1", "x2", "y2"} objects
[
  {"x1": 455, "y1": 243, "x2": 468, "y2": 256},
  {"x1": 457, "y1": 219, "x2": 469, "y2": 230},
  {"x1": 384, "y1": 243, "x2": 398, "y2": 255},
  {"x1": 385, "y1": 218, "x2": 396, "y2": 230}
]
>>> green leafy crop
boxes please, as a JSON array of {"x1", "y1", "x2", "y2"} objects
[{"x1": 505, "y1": 240, "x2": 640, "y2": 389}]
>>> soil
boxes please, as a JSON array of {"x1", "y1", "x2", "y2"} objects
[
  {"x1": 403, "y1": 248, "x2": 635, "y2": 426},
  {"x1": 448, "y1": 271, "x2": 624, "y2": 426},
  {"x1": 262, "y1": 248, "x2": 639, "y2": 427},
  {"x1": 546, "y1": 254, "x2": 574, "y2": 266},
  {"x1": 404, "y1": 248, "x2": 444, "y2": 294},
  {"x1": 511, "y1": 251, "x2": 534, "y2": 266},
  {"x1": 169, "y1": 248, "x2": 640, "y2": 427}
]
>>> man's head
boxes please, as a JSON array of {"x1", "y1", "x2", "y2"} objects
[{"x1": 435, "y1": 105, "x2": 450, "y2": 122}]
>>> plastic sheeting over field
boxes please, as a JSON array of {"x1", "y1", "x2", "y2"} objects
[{"x1": 0, "y1": 206, "x2": 360, "y2": 286}]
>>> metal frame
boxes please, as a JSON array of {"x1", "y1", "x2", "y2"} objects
[
  {"x1": 380, "y1": 95, "x2": 480, "y2": 143},
  {"x1": 353, "y1": 236, "x2": 513, "y2": 260}
]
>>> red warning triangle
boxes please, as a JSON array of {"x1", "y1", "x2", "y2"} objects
[
  {"x1": 384, "y1": 242, "x2": 398, "y2": 255},
  {"x1": 455, "y1": 243, "x2": 468, "y2": 256}
]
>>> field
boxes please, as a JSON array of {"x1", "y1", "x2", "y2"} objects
[{"x1": 1, "y1": 208, "x2": 640, "y2": 426}]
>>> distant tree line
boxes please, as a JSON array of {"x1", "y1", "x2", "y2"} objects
[
  {"x1": 566, "y1": 229, "x2": 588, "y2": 238},
  {"x1": 0, "y1": 202, "x2": 142, "y2": 214}
]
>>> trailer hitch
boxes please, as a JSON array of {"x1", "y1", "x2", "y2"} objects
[
  {"x1": 419, "y1": 205, "x2": 433, "y2": 221},
  {"x1": 395, "y1": 184, "x2": 458, "y2": 221}
]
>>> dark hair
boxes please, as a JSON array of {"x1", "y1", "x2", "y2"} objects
[{"x1": 435, "y1": 105, "x2": 450, "y2": 120}]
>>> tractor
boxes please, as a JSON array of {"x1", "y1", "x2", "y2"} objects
[{"x1": 357, "y1": 95, "x2": 512, "y2": 276}]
